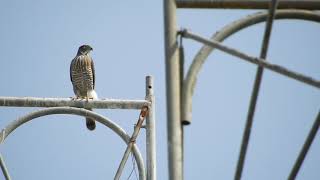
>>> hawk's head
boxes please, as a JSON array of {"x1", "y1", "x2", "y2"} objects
[{"x1": 77, "y1": 45, "x2": 93, "y2": 55}]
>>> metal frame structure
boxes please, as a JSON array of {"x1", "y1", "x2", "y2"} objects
[
  {"x1": 0, "y1": 76, "x2": 156, "y2": 180},
  {"x1": 163, "y1": 0, "x2": 320, "y2": 179}
]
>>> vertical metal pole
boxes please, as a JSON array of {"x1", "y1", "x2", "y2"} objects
[
  {"x1": 146, "y1": 76, "x2": 157, "y2": 180},
  {"x1": 164, "y1": 0, "x2": 183, "y2": 179},
  {"x1": 179, "y1": 37, "x2": 185, "y2": 179},
  {"x1": 0, "y1": 153, "x2": 11, "y2": 180}
]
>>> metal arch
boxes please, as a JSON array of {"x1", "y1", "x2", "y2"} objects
[
  {"x1": 182, "y1": 9, "x2": 320, "y2": 123},
  {"x1": 0, "y1": 107, "x2": 146, "y2": 180}
]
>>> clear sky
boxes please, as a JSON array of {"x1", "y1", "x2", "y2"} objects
[{"x1": 0, "y1": 1, "x2": 319, "y2": 179}]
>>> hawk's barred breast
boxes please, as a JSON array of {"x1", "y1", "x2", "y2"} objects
[{"x1": 70, "y1": 55, "x2": 95, "y2": 98}]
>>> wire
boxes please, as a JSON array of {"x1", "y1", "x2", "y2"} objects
[{"x1": 126, "y1": 153, "x2": 138, "y2": 180}]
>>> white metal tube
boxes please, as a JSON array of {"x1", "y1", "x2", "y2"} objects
[
  {"x1": 146, "y1": 76, "x2": 157, "y2": 180},
  {"x1": 0, "y1": 97, "x2": 149, "y2": 110}
]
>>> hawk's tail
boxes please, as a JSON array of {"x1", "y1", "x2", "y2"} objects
[
  {"x1": 86, "y1": 108, "x2": 96, "y2": 131},
  {"x1": 86, "y1": 90, "x2": 97, "y2": 131},
  {"x1": 86, "y1": 118, "x2": 96, "y2": 130}
]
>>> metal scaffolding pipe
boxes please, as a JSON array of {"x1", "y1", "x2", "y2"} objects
[
  {"x1": 145, "y1": 76, "x2": 157, "y2": 180},
  {"x1": 0, "y1": 97, "x2": 149, "y2": 110},
  {"x1": 182, "y1": 30, "x2": 320, "y2": 89},
  {"x1": 288, "y1": 111, "x2": 320, "y2": 180},
  {"x1": 181, "y1": 10, "x2": 320, "y2": 124},
  {"x1": 235, "y1": 0, "x2": 279, "y2": 179},
  {"x1": 164, "y1": 0, "x2": 184, "y2": 179},
  {"x1": 0, "y1": 107, "x2": 146, "y2": 180},
  {"x1": 176, "y1": 0, "x2": 320, "y2": 10},
  {"x1": 0, "y1": 153, "x2": 10, "y2": 180}
]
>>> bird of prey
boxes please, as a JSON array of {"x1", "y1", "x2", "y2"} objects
[{"x1": 70, "y1": 45, "x2": 97, "y2": 130}]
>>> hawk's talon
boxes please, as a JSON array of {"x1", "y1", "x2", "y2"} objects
[{"x1": 70, "y1": 96, "x2": 80, "y2": 100}]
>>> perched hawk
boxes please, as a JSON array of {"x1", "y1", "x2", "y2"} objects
[{"x1": 70, "y1": 45, "x2": 97, "y2": 130}]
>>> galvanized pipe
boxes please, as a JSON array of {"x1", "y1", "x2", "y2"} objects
[
  {"x1": 0, "y1": 107, "x2": 146, "y2": 180},
  {"x1": 0, "y1": 97, "x2": 149, "y2": 110},
  {"x1": 145, "y1": 76, "x2": 157, "y2": 180},
  {"x1": 178, "y1": 37, "x2": 186, "y2": 176},
  {"x1": 235, "y1": 0, "x2": 279, "y2": 179},
  {"x1": 176, "y1": 0, "x2": 320, "y2": 9},
  {"x1": 288, "y1": 111, "x2": 320, "y2": 180},
  {"x1": 114, "y1": 106, "x2": 148, "y2": 180},
  {"x1": 182, "y1": 10, "x2": 320, "y2": 123},
  {"x1": 179, "y1": 36, "x2": 188, "y2": 126},
  {"x1": 164, "y1": 0, "x2": 184, "y2": 179}
]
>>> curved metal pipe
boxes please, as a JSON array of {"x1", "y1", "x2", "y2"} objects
[
  {"x1": 182, "y1": 10, "x2": 320, "y2": 124},
  {"x1": 0, "y1": 107, "x2": 146, "y2": 180}
]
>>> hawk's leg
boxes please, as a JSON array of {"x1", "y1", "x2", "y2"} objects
[{"x1": 86, "y1": 91, "x2": 95, "y2": 102}]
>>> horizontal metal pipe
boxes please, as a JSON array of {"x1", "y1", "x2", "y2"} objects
[
  {"x1": 176, "y1": 0, "x2": 320, "y2": 9},
  {"x1": 0, "y1": 97, "x2": 149, "y2": 110},
  {"x1": 181, "y1": 30, "x2": 320, "y2": 89}
]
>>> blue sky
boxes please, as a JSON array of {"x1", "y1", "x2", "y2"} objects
[{"x1": 0, "y1": 1, "x2": 319, "y2": 179}]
